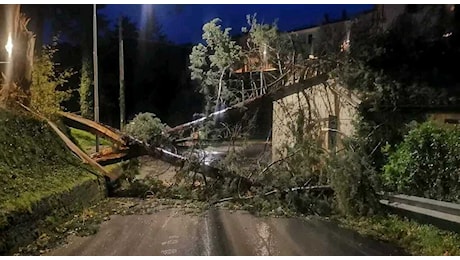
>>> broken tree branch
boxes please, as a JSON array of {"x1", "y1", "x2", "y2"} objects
[
  {"x1": 254, "y1": 148, "x2": 302, "y2": 178},
  {"x1": 59, "y1": 111, "x2": 127, "y2": 146},
  {"x1": 18, "y1": 103, "x2": 118, "y2": 181},
  {"x1": 213, "y1": 184, "x2": 332, "y2": 204},
  {"x1": 167, "y1": 73, "x2": 328, "y2": 134}
]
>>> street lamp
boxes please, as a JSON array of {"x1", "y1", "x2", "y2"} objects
[
  {"x1": 5, "y1": 33, "x2": 13, "y2": 58},
  {"x1": 0, "y1": 33, "x2": 13, "y2": 64}
]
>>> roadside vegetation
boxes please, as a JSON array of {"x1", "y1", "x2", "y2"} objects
[
  {"x1": 0, "y1": 109, "x2": 102, "y2": 252},
  {"x1": 0, "y1": 43, "x2": 106, "y2": 224},
  {"x1": 2, "y1": 4, "x2": 460, "y2": 257},
  {"x1": 382, "y1": 121, "x2": 460, "y2": 203},
  {"x1": 69, "y1": 127, "x2": 111, "y2": 153},
  {"x1": 338, "y1": 214, "x2": 460, "y2": 256}
]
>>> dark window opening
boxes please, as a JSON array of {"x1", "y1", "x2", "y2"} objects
[
  {"x1": 445, "y1": 118, "x2": 460, "y2": 124},
  {"x1": 308, "y1": 34, "x2": 313, "y2": 45}
]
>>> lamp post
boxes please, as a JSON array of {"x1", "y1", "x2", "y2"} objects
[
  {"x1": 93, "y1": 4, "x2": 100, "y2": 152},
  {"x1": 0, "y1": 33, "x2": 13, "y2": 64},
  {"x1": 5, "y1": 33, "x2": 12, "y2": 58},
  {"x1": 119, "y1": 16, "x2": 125, "y2": 130}
]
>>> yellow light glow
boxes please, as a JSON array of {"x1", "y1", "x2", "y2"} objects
[{"x1": 5, "y1": 33, "x2": 13, "y2": 58}]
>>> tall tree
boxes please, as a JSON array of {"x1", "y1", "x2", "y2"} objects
[
  {"x1": 189, "y1": 18, "x2": 242, "y2": 116},
  {"x1": 47, "y1": 5, "x2": 108, "y2": 119},
  {"x1": 96, "y1": 16, "x2": 138, "y2": 126}
]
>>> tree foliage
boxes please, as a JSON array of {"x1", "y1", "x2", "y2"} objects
[
  {"x1": 382, "y1": 121, "x2": 460, "y2": 202},
  {"x1": 30, "y1": 42, "x2": 74, "y2": 119},
  {"x1": 79, "y1": 58, "x2": 93, "y2": 119},
  {"x1": 189, "y1": 18, "x2": 242, "y2": 116},
  {"x1": 329, "y1": 5, "x2": 460, "y2": 170},
  {"x1": 124, "y1": 112, "x2": 167, "y2": 146},
  {"x1": 328, "y1": 137, "x2": 381, "y2": 216}
]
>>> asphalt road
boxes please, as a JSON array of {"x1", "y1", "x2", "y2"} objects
[{"x1": 48, "y1": 209, "x2": 405, "y2": 256}]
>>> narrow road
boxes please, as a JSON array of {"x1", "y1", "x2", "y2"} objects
[{"x1": 48, "y1": 209, "x2": 404, "y2": 256}]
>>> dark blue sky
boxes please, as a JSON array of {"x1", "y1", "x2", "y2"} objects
[{"x1": 100, "y1": 4, "x2": 374, "y2": 44}]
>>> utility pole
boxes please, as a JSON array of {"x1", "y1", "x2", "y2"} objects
[
  {"x1": 93, "y1": 4, "x2": 100, "y2": 152},
  {"x1": 119, "y1": 16, "x2": 126, "y2": 130}
]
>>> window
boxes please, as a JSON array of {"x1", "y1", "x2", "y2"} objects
[{"x1": 308, "y1": 34, "x2": 313, "y2": 45}]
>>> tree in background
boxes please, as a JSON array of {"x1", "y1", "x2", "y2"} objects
[
  {"x1": 30, "y1": 40, "x2": 74, "y2": 119},
  {"x1": 97, "y1": 16, "x2": 139, "y2": 126},
  {"x1": 49, "y1": 5, "x2": 108, "y2": 119},
  {"x1": 189, "y1": 18, "x2": 242, "y2": 116},
  {"x1": 79, "y1": 59, "x2": 93, "y2": 119}
]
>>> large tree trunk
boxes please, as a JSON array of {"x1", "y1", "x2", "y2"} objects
[
  {"x1": 167, "y1": 73, "x2": 329, "y2": 135},
  {"x1": 0, "y1": 4, "x2": 35, "y2": 108}
]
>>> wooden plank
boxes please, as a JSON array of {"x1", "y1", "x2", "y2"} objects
[
  {"x1": 58, "y1": 111, "x2": 126, "y2": 146},
  {"x1": 18, "y1": 104, "x2": 118, "y2": 181}
]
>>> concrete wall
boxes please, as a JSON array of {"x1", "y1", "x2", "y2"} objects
[{"x1": 272, "y1": 79, "x2": 360, "y2": 161}]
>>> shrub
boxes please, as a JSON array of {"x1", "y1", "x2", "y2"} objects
[
  {"x1": 30, "y1": 43, "x2": 74, "y2": 119},
  {"x1": 382, "y1": 121, "x2": 460, "y2": 202},
  {"x1": 124, "y1": 112, "x2": 166, "y2": 146}
]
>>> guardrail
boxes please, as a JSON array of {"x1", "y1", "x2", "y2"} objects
[{"x1": 379, "y1": 193, "x2": 460, "y2": 233}]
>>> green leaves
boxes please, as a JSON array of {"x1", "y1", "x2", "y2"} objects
[
  {"x1": 328, "y1": 137, "x2": 381, "y2": 216},
  {"x1": 383, "y1": 121, "x2": 460, "y2": 202},
  {"x1": 0, "y1": 109, "x2": 95, "y2": 218},
  {"x1": 189, "y1": 18, "x2": 243, "y2": 116},
  {"x1": 245, "y1": 14, "x2": 279, "y2": 53},
  {"x1": 79, "y1": 58, "x2": 93, "y2": 120},
  {"x1": 30, "y1": 43, "x2": 75, "y2": 120},
  {"x1": 124, "y1": 112, "x2": 167, "y2": 146}
]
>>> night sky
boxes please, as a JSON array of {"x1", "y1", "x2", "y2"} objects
[{"x1": 100, "y1": 4, "x2": 374, "y2": 44}]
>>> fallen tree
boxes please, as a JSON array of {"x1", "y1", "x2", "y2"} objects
[
  {"x1": 167, "y1": 73, "x2": 328, "y2": 135},
  {"x1": 57, "y1": 108, "x2": 258, "y2": 187},
  {"x1": 18, "y1": 103, "x2": 118, "y2": 181}
]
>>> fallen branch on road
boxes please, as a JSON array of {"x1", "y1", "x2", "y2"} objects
[
  {"x1": 254, "y1": 148, "x2": 302, "y2": 178},
  {"x1": 212, "y1": 184, "x2": 332, "y2": 205}
]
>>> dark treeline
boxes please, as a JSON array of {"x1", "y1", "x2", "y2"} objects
[{"x1": 22, "y1": 5, "x2": 203, "y2": 128}]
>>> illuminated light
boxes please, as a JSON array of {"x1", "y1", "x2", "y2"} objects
[
  {"x1": 5, "y1": 33, "x2": 13, "y2": 58},
  {"x1": 443, "y1": 32, "x2": 453, "y2": 38}
]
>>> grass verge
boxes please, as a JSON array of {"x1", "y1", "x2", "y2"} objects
[
  {"x1": 68, "y1": 127, "x2": 111, "y2": 152},
  {"x1": 0, "y1": 109, "x2": 100, "y2": 228},
  {"x1": 337, "y1": 214, "x2": 460, "y2": 255}
]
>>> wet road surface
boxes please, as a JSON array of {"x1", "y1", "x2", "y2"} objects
[{"x1": 48, "y1": 209, "x2": 405, "y2": 256}]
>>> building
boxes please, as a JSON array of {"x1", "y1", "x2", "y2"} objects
[{"x1": 271, "y1": 4, "x2": 459, "y2": 160}]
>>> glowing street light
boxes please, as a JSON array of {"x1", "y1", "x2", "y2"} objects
[
  {"x1": 5, "y1": 33, "x2": 13, "y2": 58},
  {"x1": 0, "y1": 33, "x2": 13, "y2": 64}
]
